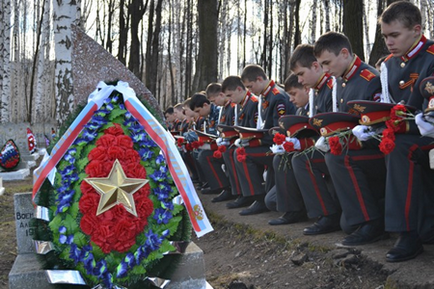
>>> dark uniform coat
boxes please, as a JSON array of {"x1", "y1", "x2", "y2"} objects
[
  {"x1": 324, "y1": 55, "x2": 386, "y2": 228},
  {"x1": 383, "y1": 36, "x2": 434, "y2": 238},
  {"x1": 235, "y1": 80, "x2": 295, "y2": 197}
]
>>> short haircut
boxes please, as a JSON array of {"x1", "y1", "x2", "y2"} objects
[
  {"x1": 313, "y1": 31, "x2": 353, "y2": 57},
  {"x1": 241, "y1": 64, "x2": 267, "y2": 82},
  {"x1": 222, "y1": 75, "x2": 246, "y2": 92},
  {"x1": 174, "y1": 103, "x2": 183, "y2": 111},
  {"x1": 380, "y1": 1, "x2": 421, "y2": 29},
  {"x1": 183, "y1": 98, "x2": 192, "y2": 108},
  {"x1": 164, "y1": 106, "x2": 174, "y2": 115},
  {"x1": 290, "y1": 44, "x2": 317, "y2": 71},
  {"x1": 205, "y1": 83, "x2": 222, "y2": 96},
  {"x1": 189, "y1": 92, "x2": 209, "y2": 110},
  {"x1": 284, "y1": 74, "x2": 304, "y2": 91}
]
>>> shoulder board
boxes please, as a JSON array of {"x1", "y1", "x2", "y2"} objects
[
  {"x1": 359, "y1": 69, "x2": 376, "y2": 82},
  {"x1": 327, "y1": 78, "x2": 334, "y2": 89},
  {"x1": 384, "y1": 54, "x2": 393, "y2": 62},
  {"x1": 230, "y1": 102, "x2": 237, "y2": 108},
  {"x1": 272, "y1": 87, "x2": 280, "y2": 95},
  {"x1": 250, "y1": 95, "x2": 259, "y2": 102},
  {"x1": 427, "y1": 44, "x2": 434, "y2": 55}
]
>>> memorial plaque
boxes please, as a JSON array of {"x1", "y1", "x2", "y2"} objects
[{"x1": 14, "y1": 192, "x2": 35, "y2": 254}]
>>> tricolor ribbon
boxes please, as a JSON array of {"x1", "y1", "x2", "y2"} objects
[{"x1": 33, "y1": 81, "x2": 213, "y2": 237}]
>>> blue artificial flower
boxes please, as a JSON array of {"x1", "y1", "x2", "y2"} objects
[
  {"x1": 102, "y1": 272, "x2": 113, "y2": 288},
  {"x1": 161, "y1": 200, "x2": 174, "y2": 211},
  {"x1": 153, "y1": 208, "x2": 172, "y2": 225},
  {"x1": 153, "y1": 187, "x2": 170, "y2": 201},
  {"x1": 111, "y1": 94, "x2": 119, "y2": 103},
  {"x1": 119, "y1": 103, "x2": 125, "y2": 110},
  {"x1": 145, "y1": 230, "x2": 163, "y2": 251},
  {"x1": 59, "y1": 165, "x2": 75, "y2": 175},
  {"x1": 139, "y1": 149, "x2": 154, "y2": 161},
  {"x1": 124, "y1": 252, "x2": 136, "y2": 267},
  {"x1": 83, "y1": 252, "x2": 96, "y2": 275},
  {"x1": 59, "y1": 235, "x2": 67, "y2": 244},
  {"x1": 106, "y1": 102, "x2": 114, "y2": 111},
  {"x1": 59, "y1": 226, "x2": 67, "y2": 234},
  {"x1": 93, "y1": 259, "x2": 108, "y2": 278},
  {"x1": 115, "y1": 261, "x2": 128, "y2": 278},
  {"x1": 149, "y1": 169, "x2": 166, "y2": 183},
  {"x1": 69, "y1": 244, "x2": 81, "y2": 264},
  {"x1": 155, "y1": 154, "x2": 165, "y2": 165},
  {"x1": 66, "y1": 234, "x2": 74, "y2": 245}
]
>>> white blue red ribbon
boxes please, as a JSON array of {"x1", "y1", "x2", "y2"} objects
[{"x1": 33, "y1": 81, "x2": 213, "y2": 237}]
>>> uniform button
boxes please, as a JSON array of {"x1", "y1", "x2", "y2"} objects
[
  {"x1": 340, "y1": 99, "x2": 344, "y2": 103},
  {"x1": 342, "y1": 83, "x2": 346, "y2": 87},
  {"x1": 400, "y1": 62, "x2": 405, "y2": 68},
  {"x1": 399, "y1": 80, "x2": 405, "y2": 86}
]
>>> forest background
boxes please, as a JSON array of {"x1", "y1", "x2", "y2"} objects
[{"x1": 0, "y1": 0, "x2": 433, "y2": 126}]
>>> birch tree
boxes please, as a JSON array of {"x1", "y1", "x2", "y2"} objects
[
  {"x1": 53, "y1": 0, "x2": 76, "y2": 124},
  {"x1": 1, "y1": 0, "x2": 11, "y2": 122},
  {"x1": 34, "y1": 0, "x2": 52, "y2": 123},
  {"x1": 310, "y1": 0, "x2": 317, "y2": 43}
]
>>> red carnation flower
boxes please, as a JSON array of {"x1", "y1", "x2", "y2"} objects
[
  {"x1": 185, "y1": 143, "x2": 192, "y2": 151},
  {"x1": 177, "y1": 138, "x2": 184, "y2": 147},
  {"x1": 379, "y1": 137, "x2": 396, "y2": 155},
  {"x1": 236, "y1": 147, "x2": 247, "y2": 162},
  {"x1": 218, "y1": 145, "x2": 227, "y2": 153},
  {"x1": 390, "y1": 104, "x2": 407, "y2": 120},
  {"x1": 105, "y1": 123, "x2": 124, "y2": 136},
  {"x1": 382, "y1": 128, "x2": 396, "y2": 141},
  {"x1": 283, "y1": 141, "x2": 295, "y2": 152},
  {"x1": 273, "y1": 133, "x2": 286, "y2": 145},
  {"x1": 96, "y1": 134, "x2": 116, "y2": 148},
  {"x1": 116, "y1": 134, "x2": 134, "y2": 149},
  {"x1": 213, "y1": 150, "x2": 222, "y2": 159},
  {"x1": 328, "y1": 136, "x2": 343, "y2": 155}
]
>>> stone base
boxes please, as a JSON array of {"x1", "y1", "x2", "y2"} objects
[
  {"x1": 0, "y1": 168, "x2": 30, "y2": 180},
  {"x1": 22, "y1": 151, "x2": 40, "y2": 162},
  {"x1": 9, "y1": 242, "x2": 212, "y2": 289},
  {"x1": 9, "y1": 254, "x2": 56, "y2": 289}
]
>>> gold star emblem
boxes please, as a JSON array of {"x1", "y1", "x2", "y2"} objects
[{"x1": 84, "y1": 159, "x2": 148, "y2": 217}]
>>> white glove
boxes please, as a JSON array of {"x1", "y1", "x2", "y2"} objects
[
  {"x1": 234, "y1": 138, "x2": 242, "y2": 148},
  {"x1": 315, "y1": 136, "x2": 330, "y2": 152},
  {"x1": 270, "y1": 144, "x2": 285, "y2": 154},
  {"x1": 216, "y1": 137, "x2": 230, "y2": 146},
  {"x1": 352, "y1": 125, "x2": 375, "y2": 141},
  {"x1": 199, "y1": 143, "x2": 211, "y2": 150},
  {"x1": 285, "y1": 137, "x2": 301, "y2": 150},
  {"x1": 415, "y1": 112, "x2": 434, "y2": 138}
]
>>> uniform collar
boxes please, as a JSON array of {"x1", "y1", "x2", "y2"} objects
[
  {"x1": 314, "y1": 73, "x2": 330, "y2": 91},
  {"x1": 342, "y1": 55, "x2": 362, "y2": 81},
  {"x1": 401, "y1": 35, "x2": 426, "y2": 62},
  {"x1": 240, "y1": 91, "x2": 252, "y2": 107},
  {"x1": 260, "y1": 80, "x2": 275, "y2": 97}
]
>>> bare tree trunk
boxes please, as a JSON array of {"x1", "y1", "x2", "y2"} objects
[
  {"x1": 363, "y1": 0, "x2": 371, "y2": 58},
  {"x1": 324, "y1": 0, "x2": 330, "y2": 32},
  {"x1": 1, "y1": 0, "x2": 11, "y2": 122},
  {"x1": 53, "y1": 0, "x2": 76, "y2": 124},
  {"x1": 310, "y1": 0, "x2": 317, "y2": 44},
  {"x1": 145, "y1": 0, "x2": 162, "y2": 95},
  {"x1": 294, "y1": 0, "x2": 301, "y2": 49},
  {"x1": 118, "y1": 0, "x2": 128, "y2": 65},
  {"x1": 11, "y1": 0, "x2": 20, "y2": 122},
  {"x1": 128, "y1": 0, "x2": 147, "y2": 78},
  {"x1": 343, "y1": 0, "x2": 364, "y2": 60},
  {"x1": 30, "y1": 0, "x2": 45, "y2": 123},
  {"x1": 192, "y1": 0, "x2": 218, "y2": 92},
  {"x1": 34, "y1": 0, "x2": 51, "y2": 123}
]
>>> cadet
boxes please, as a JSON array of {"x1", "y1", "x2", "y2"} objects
[
  {"x1": 235, "y1": 64, "x2": 295, "y2": 215},
  {"x1": 289, "y1": 44, "x2": 341, "y2": 234},
  {"x1": 379, "y1": 1, "x2": 434, "y2": 262},
  {"x1": 314, "y1": 32, "x2": 387, "y2": 245},
  {"x1": 221, "y1": 76, "x2": 259, "y2": 209},
  {"x1": 266, "y1": 74, "x2": 311, "y2": 225},
  {"x1": 197, "y1": 83, "x2": 235, "y2": 202}
]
